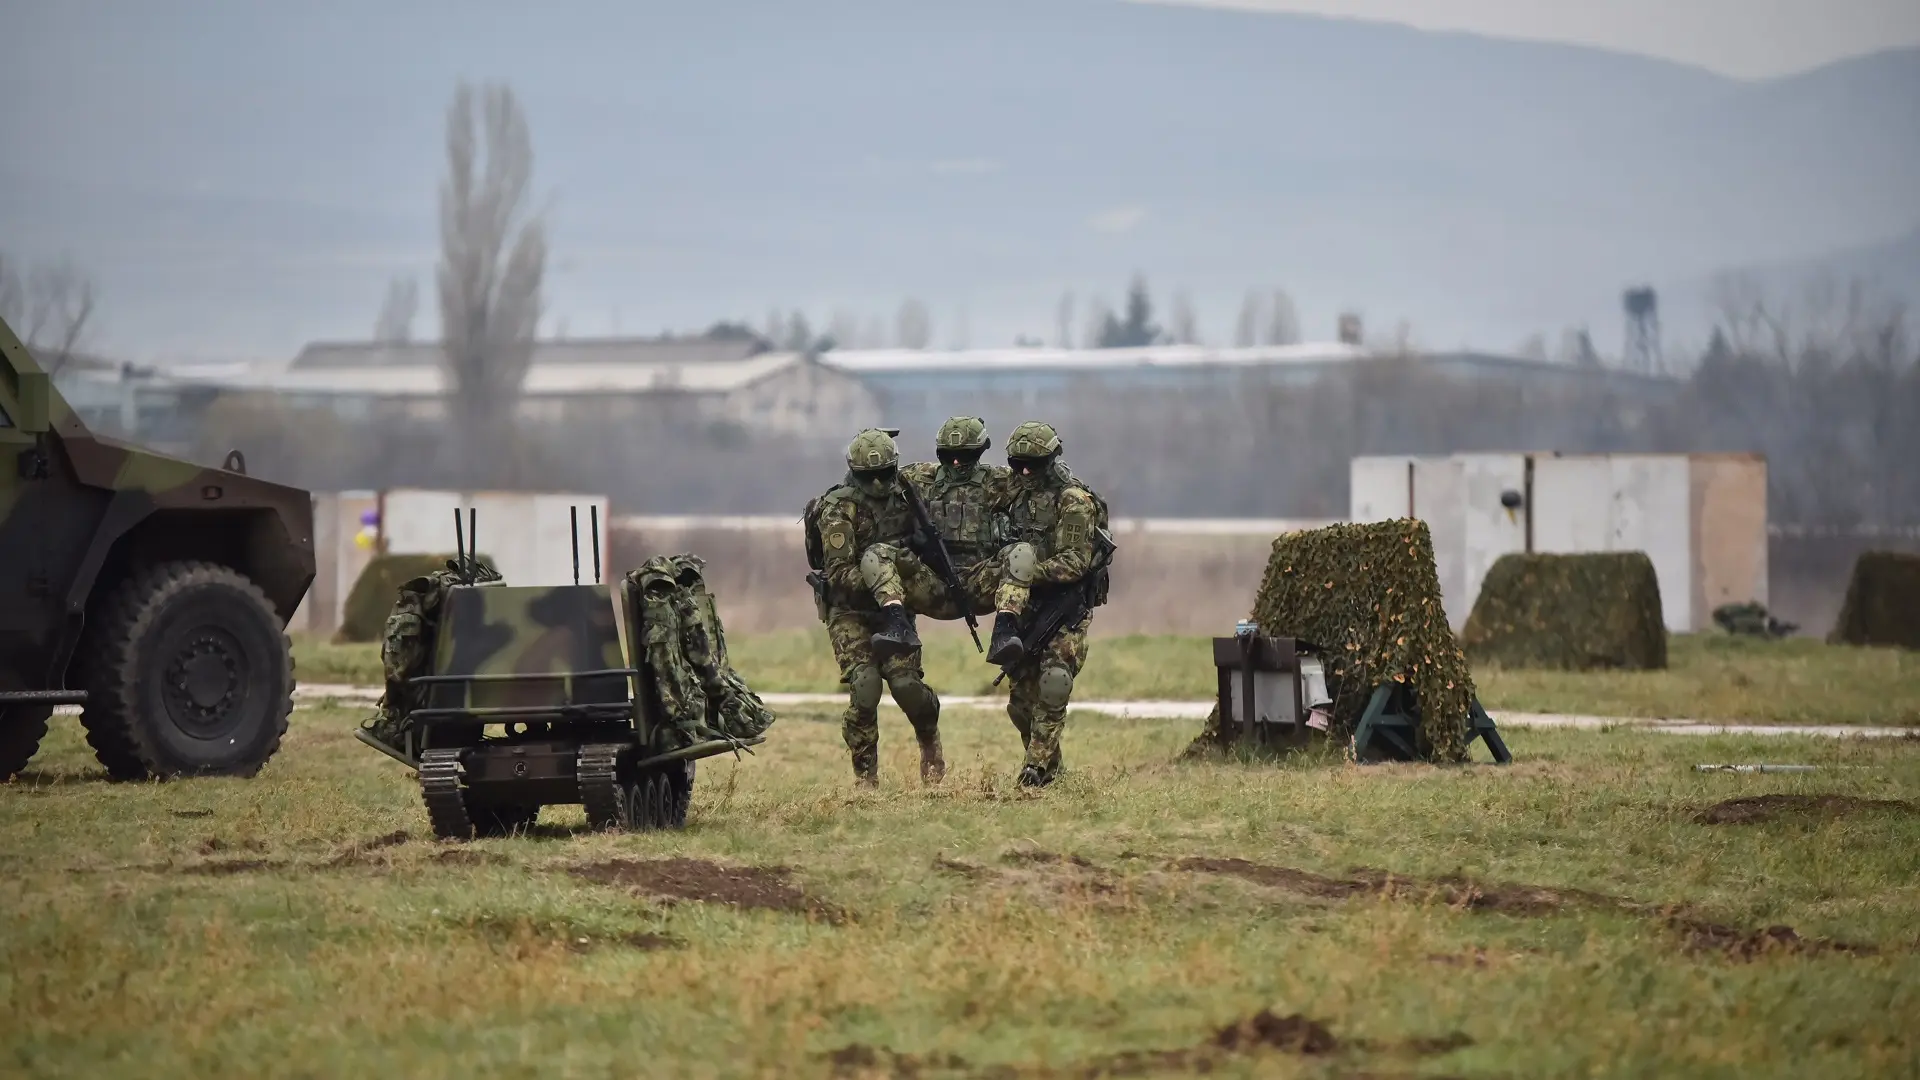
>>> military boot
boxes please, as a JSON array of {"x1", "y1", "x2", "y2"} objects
[
  {"x1": 917, "y1": 730, "x2": 946, "y2": 784},
  {"x1": 869, "y1": 603, "x2": 921, "y2": 661},
  {"x1": 986, "y1": 611, "x2": 1025, "y2": 666},
  {"x1": 1016, "y1": 763, "x2": 1053, "y2": 788}
]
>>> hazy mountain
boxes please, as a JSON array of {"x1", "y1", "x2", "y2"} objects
[{"x1": 1, "y1": 0, "x2": 1914, "y2": 362}]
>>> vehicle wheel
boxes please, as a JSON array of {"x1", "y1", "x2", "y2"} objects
[
  {"x1": 77, "y1": 561, "x2": 292, "y2": 779},
  {"x1": 660, "y1": 760, "x2": 694, "y2": 829},
  {"x1": 0, "y1": 705, "x2": 53, "y2": 781}
]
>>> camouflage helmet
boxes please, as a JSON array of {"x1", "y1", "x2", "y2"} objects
[
  {"x1": 935, "y1": 416, "x2": 990, "y2": 454},
  {"x1": 846, "y1": 428, "x2": 900, "y2": 474},
  {"x1": 1005, "y1": 421, "x2": 1062, "y2": 461}
]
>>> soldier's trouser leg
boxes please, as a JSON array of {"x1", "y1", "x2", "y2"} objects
[
  {"x1": 884, "y1": 655, "x2": 944, "y2": 783},
  {"x1": 989, "y1": 542, "x2": 1039, "y2": 617},
  {"x1": 1006, "y1": 616, "x2": 1090, "y2": 786},
  {"x1": 827, "y1": 610, "x2": 886, "y2": 784}
]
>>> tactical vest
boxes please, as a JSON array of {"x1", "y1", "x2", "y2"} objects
[
  {"x1": 921, "y1": 462, "x2": 1006, "y2": 563},
  {"x1": 1007, "y1": 462, "x2": 1113, "y2": 607}
]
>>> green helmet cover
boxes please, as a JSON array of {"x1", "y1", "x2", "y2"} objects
[
  {"x1": 846, "y1": 428, "x2": 900, "y2": 473},
  {"x1": 935, "y1": 416, "x2": 990, "y2": 454},
  {"x1": 1005, "y1": 420, "x2": 1062, "y2": 461}
]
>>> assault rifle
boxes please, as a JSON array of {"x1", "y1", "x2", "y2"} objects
[
  {"x1": 902, "y1": 480, "x2": 983, "y2": 652},
  {"x1": 991, "y1": 529, "x2": 1115, "y2": 687}
]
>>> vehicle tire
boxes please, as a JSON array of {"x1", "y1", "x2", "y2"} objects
[
  {"x1": 661, "y1": 760, "x2": 694, "y2": 829},
  {"x1": 77, "y1": 561, "x2": 292, "y2": 779},
  {"x1": 0, "y1": 704, "x2": 52, "y2": 781}
]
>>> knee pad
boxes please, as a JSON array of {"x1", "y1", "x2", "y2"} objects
[
  {"x1": 887, "y1": 670, "x2": 936, "y2": 705},
  {"x1": 1005, "y1": 542, "x2": 1037, "y2": 585},
  {"x1": 859, "y1": 544, "x2": 896, "y2": 590},
  {"x1": 847, "y1": 664, "x2": 883, "y2": 710},
  {"x1": 1037, "y1": 665, "x2": 1074, "y2": 709}
]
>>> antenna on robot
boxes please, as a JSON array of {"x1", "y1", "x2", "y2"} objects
[
  {"x1": 570, "y1": 505, "x2": 582, "y2": 586},
  {"x1": 590, "y1": 505, "x2": 602, "y2": 584}
]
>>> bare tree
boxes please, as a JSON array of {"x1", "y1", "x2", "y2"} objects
[
  {"x1": 437, "y1": 81, "x2": 546, "y2": 486},
  {"x1": 0, "y1": 252, "x2": 97, "y2": 373},
  {"x1": 374, "y1": 277, "x2": 419, "y2": 343},
  {"x1": 1055, "y1": 291, "x2": 1076, "y2": 349},
  {"x1": 1169, "y1": 289, "x2": 1198, "y2": 345},
  {"x1": 1517, "y1": 332, "x2": 1548, "y2": 361},
  {"x1": 827, "y1": 309, "x2": 860, "y2": 351},
  {"x1": 895, "y1": 298, "x2": 931, "y2": 349},
  {"x1": 1234, "y1": 291, "x2": 1260, "y2": 347},
  {"x1": 1265, "y1": 289, "x2": 1300, "y2": 345}
]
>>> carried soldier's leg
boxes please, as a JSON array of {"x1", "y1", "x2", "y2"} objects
[
  {"x1": 827, "y1": 610, "x2": 885, "y2": 786},
  {"x1": 361, "y1": 610, "x2": 426, "y2": 752},
  {"x1": 986, "y1": 542, "x2": 1038, "y2": 666},
  {"x1": 859, "y1": 543, "x2": 922, "y2": 661},
  {"x1": 1006, "y1": 615, "x2": 1090, "y2": 787},
  {"x1": 878, "y1": 649, "x2": 944, "y2": 783}
]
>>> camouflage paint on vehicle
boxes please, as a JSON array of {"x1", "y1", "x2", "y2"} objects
[
  {"x1": 0, "y1": 313, "x2": 316, "y2": 694},
  {"x1": 423, "y1": 583, "x2": 631, "y2": 715}
]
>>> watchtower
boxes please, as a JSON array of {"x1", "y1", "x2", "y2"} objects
[{"x1": 1623, "y1": 286, "x2": 1662, "y2": 374}]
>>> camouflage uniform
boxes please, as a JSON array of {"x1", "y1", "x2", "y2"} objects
[
  {"x1": 897, "y1": 416, "x2": 1014, "y2": 620},
  {"x1": 812, "y1": 430, "x2": 944, "y2": 785},
  {"x1": 982, "y1": 421, "x2": 1105, "y2": 787},
  {"x1": 628, "y1": 554, "x2": 776, "y2": 742},
  {"x1": 361, "y1": 560, "x2": 500, "y2": 752}
]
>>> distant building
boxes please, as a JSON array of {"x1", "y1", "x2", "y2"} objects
[
  {"x1": 166, "y1": 336, "x2": 879, "y2": 441},
  {"x1": 816, "y1": 343, "x2": 1682, "y2": 437}
]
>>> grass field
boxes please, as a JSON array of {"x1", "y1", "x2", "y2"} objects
[
  {"x1": 5, "y1": 701, "x2": 1918, "y2": 1078},
  {"x1": 295, "y1": 630, "x2": 1920, "y2": 726}
]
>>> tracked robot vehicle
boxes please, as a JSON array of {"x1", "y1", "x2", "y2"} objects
[{"x1": 358, "y1": 508, "x2": 762, "y2": 839}]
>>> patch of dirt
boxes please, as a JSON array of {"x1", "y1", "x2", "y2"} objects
[
  {"x1": 819, "y1": 1012, "x2": 1472, "y2": 1079},
  {"x1": 1669, "y1": 918, "x2": 1877, "y2": 961},
  {"x1": 1001, "y1": 849, "x2": 1098, "y2": 869},
  {"x1": 182, "y1": 858, "x2": 279, "y2": 875},
  {"x1": 197, "y1": 837, "x2": 268, "y2": 856},
  {"x1": 570, "y1": 858, "x2": 847, "y2": 923},
  {"x1": 1210, "y1": 1010, "x2": 1340, "y2": 1054},
  {"x1": 1174, "y1": 858, "x2": 1619, "y2": 915},
  {"x1": 1693, "y1": 794, "x2": 1917, "y2": 825},
  {"x1": 931, "y1": 855, "x2": 989, "y2": 879},
  {"x1": 435, "y1": 849, "x2": 510, "y2": 866},
  {"x1": 1172, "y1": 857, "x2": 1372, "y2": 900},
  {"x1": 325, "y1": 829, "x2": 412, "y2": 866}
]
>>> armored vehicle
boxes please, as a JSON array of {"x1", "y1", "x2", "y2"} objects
[
  {"x1": 1, "y1": 314, "x2": 314, "y2": 781},
  {"x1": 359, "y1": 510, "x2": 764, "y2": 840}
]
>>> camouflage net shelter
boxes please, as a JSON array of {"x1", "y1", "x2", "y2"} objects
[
  {"x1": 1460, "y1": 552, "x2": 1667, "y2": 671},
  {"x1": 335, "y1": 553, "x2": 496, "y2": 643},
  {"x1": 1185, "y1": 520, "x2": 1476, "y2": 762},
  {"x1": 1829, "y1": 551, "x2": 1920, "y2": 650}
]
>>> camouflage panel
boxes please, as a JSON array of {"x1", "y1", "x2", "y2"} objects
[
  {"x1": 1247, "y1": 520, "x2": 1474, "y2": 761},
  {"x1": 428, "y1": 583, "x2": 630, "y2": 711}
]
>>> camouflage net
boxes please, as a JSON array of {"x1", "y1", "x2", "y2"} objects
[
  {"x1": 1828, "y1": 551, "x2": 1920, "y2": 651},
  {"x1": 1185, "y1": 520, "x2": 1475, "y2": 762},
  {"x1": 1461, "y1": 552, "x2": 1667, "y2": 670},
  {"x1": 336, "y1": 553, "x2": 497, "y2": 643}
]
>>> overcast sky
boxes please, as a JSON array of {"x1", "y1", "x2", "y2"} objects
[{"x1": 1150, "y1": 0, "x2": 1920, "y2": 78}]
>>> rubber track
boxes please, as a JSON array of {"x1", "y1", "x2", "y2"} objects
[
  {"x1": 579, "y1": 743, "x2": 628, "y2": 830},
  {"x1": 76, "y1": 561, "x2": 292, "y2": 780},
  {"x1": 419, "y1": 749, "x2": 474, "y2": 840}
]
